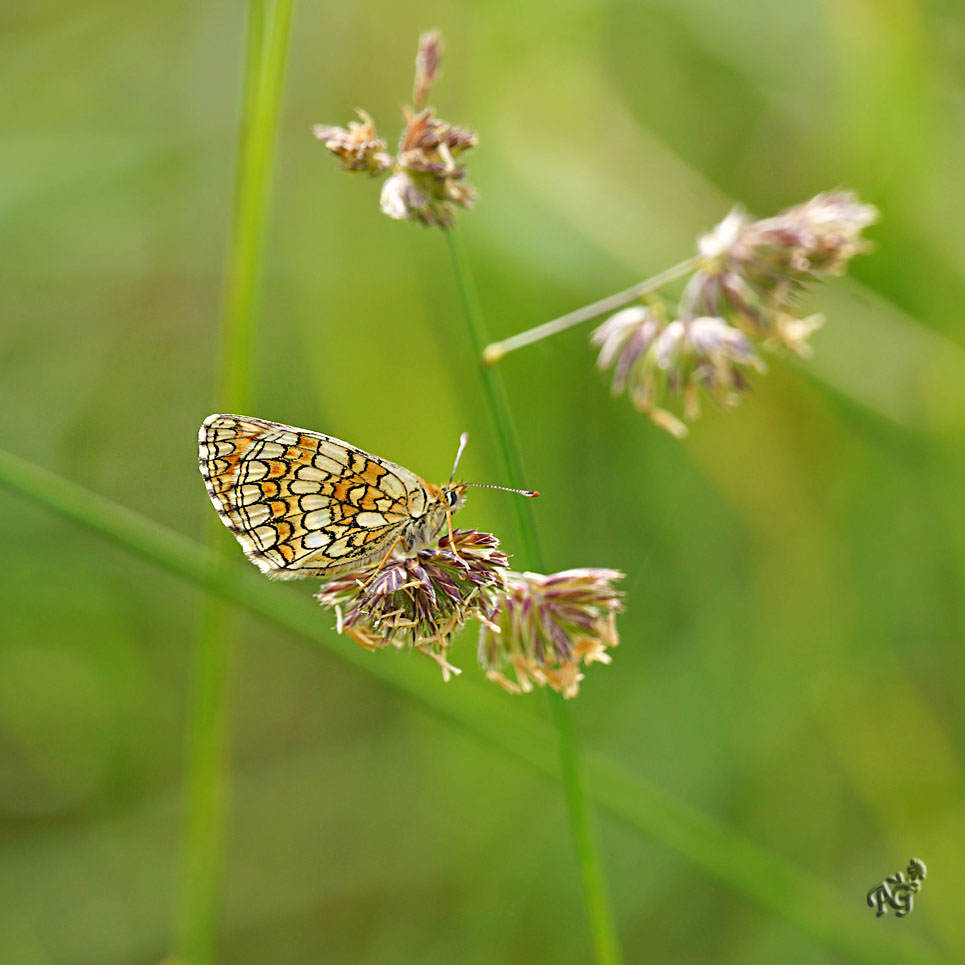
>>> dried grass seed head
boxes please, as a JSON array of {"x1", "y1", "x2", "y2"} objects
[
  {"x1": 382, "y1": 108, "x2": 478, "y2": 228},
  {"x1": 316, "y1": 529, "x2": 509, "y2": 680},
  {"x1": 592, "y1": 305, "x2": 763, "y2": 434},
  {"x1": 682, "y1": 190, "x2": 878, "y2": 342},
  {"x1": 590, "y1": 190, "x2": 876, "y2": 434},
  {"x1": 313, "y1": 31, "x2": 478, "y2": 229},
  {"x1": 413, "y1": 29, "x2": 443, "y2": 109},
  {"x1": 312, "y1": 110, "x2": 392, "y2": 176},
  {"x1": 656, "y1": 316, "x2": 766, "y2": 418},
  {"x1": 479, "y1": 568, "x2": 624, "y2": 698}
]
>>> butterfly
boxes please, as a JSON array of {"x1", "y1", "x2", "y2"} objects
[{"x1": 199, "y1": 414, "x2": 535, "y2": 580}]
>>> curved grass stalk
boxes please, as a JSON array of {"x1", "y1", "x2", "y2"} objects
[{"x1": 445, "y1": 228, "x2": 622, "y2": 964}]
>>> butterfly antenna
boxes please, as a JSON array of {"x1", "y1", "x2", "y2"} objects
[
  {"x1": 463, "y1": 482, "x2": 539, "y2": 498},
  {"x1": 449, "y1": 432, "x2": 470, "y2": 483},
  {"x1": 450, "y1": 433, "x2": 539, "y2": 497}
]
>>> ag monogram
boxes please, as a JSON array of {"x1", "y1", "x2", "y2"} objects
[{"x1": 866, "y1": 858, "x2": 927, "y2": 918}]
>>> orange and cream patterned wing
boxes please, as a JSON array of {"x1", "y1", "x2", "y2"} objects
[{"x1": 199, "y1": 414, "x2": 430, "y2": 579}]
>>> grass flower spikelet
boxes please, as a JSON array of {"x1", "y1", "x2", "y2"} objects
[
  {"x1": 315, "y1": 529, "x2": 508, "y2": 680},
  {"x1": 591, "y1": 190, "x2": 877, "y2": 434},
  {"x1": 479, "y1": 568, "x2": 624, "y2": 698},
  {"x1": 313, "y1": 31, "x2": 477, "y2": 228}
]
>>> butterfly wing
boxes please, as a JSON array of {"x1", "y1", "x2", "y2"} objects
[{"x1": 199, "y1": 414, "x2": 430, "y2": 579}]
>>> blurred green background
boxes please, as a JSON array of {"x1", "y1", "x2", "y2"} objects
[{"x1": 2, "y1": 0, "x2": 964, "y2": 961}]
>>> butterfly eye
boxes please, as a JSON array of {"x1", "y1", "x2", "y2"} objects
[{"x1": 446, "y1": 489, "x2": 459, "y2": 507}]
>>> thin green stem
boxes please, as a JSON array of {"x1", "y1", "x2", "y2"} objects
[
  {"x1": 444, "y1": 228, "x2": 623, "y2": 965},
  {"x1": 0, "y1": 449, "x2": 942, "y2": 965},
  {"x1": 175, "y1": 2, "x2": 294, "y2": 962},
  {"x1": 482, "y1": 255, "x2": 702, "y2": 364},
  {"x1": 443, "y1": 230, "x2": 541, "y2": 564},
  {"x1": 219, "y1": 0, "x2": 295, "y2": 410}
]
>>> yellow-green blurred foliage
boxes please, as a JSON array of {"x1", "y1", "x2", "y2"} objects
[{"x1": 2, "y1": 0, "x2": 964, "y2": 961}]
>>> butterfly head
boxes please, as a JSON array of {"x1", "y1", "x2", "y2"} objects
[
  {"x1": 404, "y1": 482, "x2": 466, "y2": 554},
  {"x1": 406, "y1": 434, "x2": 540, "y2": 554},
  {"x1": 442, "y1": 482, "x2": 467, "y2": 514}
]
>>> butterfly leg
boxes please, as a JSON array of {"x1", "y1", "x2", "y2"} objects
[
  {"x1": 359, "y1": 533, "x2": 409, "y2": 588},
  {"x1": 444, "y1": 508, "x2": 466, "y2": 567}
]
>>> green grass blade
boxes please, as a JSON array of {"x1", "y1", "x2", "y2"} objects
[
  {"x1": 444, "y1": 226, "x2": 622, "y2": 964},
  {"x1": 176, "y1": 1, "x2": 295, "y2": 961}
]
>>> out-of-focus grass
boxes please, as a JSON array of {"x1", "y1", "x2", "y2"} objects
[
  {"x1": 0, "y1": 444, "x2": 941, "y2": 965},
  {"x1": 175, "y1": 2, "x2": 295, "y2": 963},
  {"x1": 2, "y1": 0, "x2": 964, "y2": 961}
]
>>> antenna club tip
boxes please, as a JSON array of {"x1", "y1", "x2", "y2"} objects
[{"x1": 527, "y1": 490, "x2": 540, "y2": 498}]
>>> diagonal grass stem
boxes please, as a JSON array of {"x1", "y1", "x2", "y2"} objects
[{"x1": 482, "y1": 255, "x2": 701, "y2": 365}]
